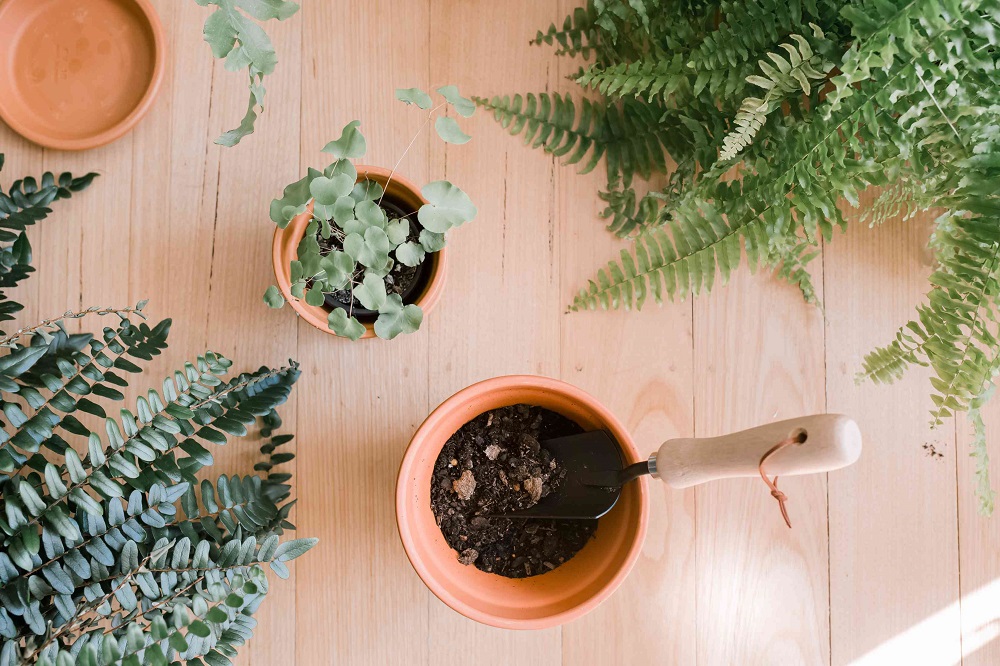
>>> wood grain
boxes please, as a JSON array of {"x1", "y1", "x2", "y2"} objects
[
  {"x1": 693, "y1": 264, "x2": 831, "y2": 666},
  {"x1": 824, "y1": 204, "x2": 961, "y2": 665},
  {"x1": 957, "y1": 405, "x2": 1000, "y2": 666},
  {"x1": 3, "y1": 1, "x2": 1000, "y2": 664}
]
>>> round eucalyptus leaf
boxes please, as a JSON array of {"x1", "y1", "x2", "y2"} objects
[
  {"x1": 360, "y1": 227, "x2": 391, "y2": 268},
  {"x1": 299, "y1": 255, "x2": 321, "y2": 281},
  {"x1": 310, "y1": 174, "x2": 355, "y2": 206},
  {"x1": 351, "y1": 179, "x2": 383, "y2": 203},
  {"x1": 313, "y1": 202, "x2": 335, "y2": 224},
  {"x1": 356, "y1": 200, "x2": 388, "y2": 230},
  {"x1": 296, "y1": 227, "x2": 322, "y2": 276},
  {"x1": 319, "y1": 251, "x2": 354, "y2": 290},
  {"x1": 290, "y1": 260, "x2": 304, "y2": 283},
  {"x1": 342, "y1": 217, "x2": 367, "y2": 236},
  {"x1": 328, "y1": 308, "x2": 365, "y2": 341},
  {"x1": 396, "y1": 87, "x2": 432, "y2": 109},
  {"x1": 343, "y1": 228, "x2": 391, "y2": 268},
  {"x1": 418, "y1": 181, "x2": 477, "y2": 232},
  {"x1": 321, "y1": 120, "x2": 367, "y2": 160},
  {"x1": 304, "y1": 287, "x2": 325, "y2": 307},
  {"x1": 368, "y1": 255, "x2": 394, "y2": 278},
  {"x1": 324, "y1": 158, "x2": 358, "y2": 182},
  {"x1": 263, "y1": 286, "x2": 285, "y2": 309},
  {"x1": 281, "y1": 203, "x2": 308, "y2": 223},
  {"x1": 374, "y1": 295, "x2": 423, "y2": 340},
  {"x1": 386, "y1": 219, "x2": 409, "y2": 246},
  {"x1": 436, "y1": 85, "x2": 476, "y2": 117},
  {"x1": 342, "y1": 233, "x2": 364, "y2": 262},
  {"x1": 333, "y1": 196, "x2": 356, "y2": 227},
  {"x1": 435, "y1": 116, "x2": 472, "y2": 145},
  {"x1": 354, "y1": 272, "x2": 387, "y2": 311},
  {"x1": 269, "y1": 168, "x2": 319, "y2": 226},
  {"x1": 419, "y1": 229, "x2": 447, "y2": 253},
  {"x1": 395, "y1": 242, "x2": 425, "y2": 267}
]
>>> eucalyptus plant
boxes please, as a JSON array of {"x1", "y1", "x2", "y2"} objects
[
  {"x1": 264, "y1": 86, "x2": 478, "y2": 341},
  {"x1": 480, "y1": 0, "x2": 1000, "y2": 514},
  {"x1": 196, "y1": 0, "x2": 300, "y2": 147},
  {"x1": 0, "y1": 158, "x2": 316, "y2": 664}
]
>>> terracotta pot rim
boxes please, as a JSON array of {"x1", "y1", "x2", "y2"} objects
[
  {"x1": 270, "y1": 165, "x2": 448, "y2": 340},
  {"x1": 0, "y1": 0, "x2": 167, "y2": 151},
  {"x1": 396, "y1": 375, "x2": 650, "y2": 629}
]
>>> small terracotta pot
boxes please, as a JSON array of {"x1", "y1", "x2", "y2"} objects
[
  {"x1": 396, "y1": 375, "x2": 649, "y2": 629},
  {"x1": 271, "y1": 166, "x2": 448, "y2": 339}
]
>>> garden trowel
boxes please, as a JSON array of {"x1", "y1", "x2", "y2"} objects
[{"x1": 502, "y1": 414, "x2": 862, "y2": 521}]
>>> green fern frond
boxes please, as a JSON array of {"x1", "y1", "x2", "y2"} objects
[
  {"x1": 0, "y1": 158, "x2": 97, "y2": 334},
  {"x1": 599, "y1": 187, "x2": 666, "y2": 238},
  {"x1": 576, "y1": 55, "x2": 689, "y2": 101},
  {"x1": 827, "y1": 0, "x2": 973, "y2": 112},
  {"x1": 599, "y1": 155, "x2": 696, "y2": 237},
  {"x1": 570, "y1": 191, "x2": 781, "y2": 311},
  {"x1": 474, "y1": 93, "x2": 671, "y2": 187},
  {"x1": 532, "y1": 0, "x2": 688, "y2": 66},
  {"x1": 570, "y1": 194, "x2": 825, "y2": 312},
  {"x1": 0, "y1": 315, "x2": 170, "y2": 480},
  {"x1": 858, "y1": 321, "x2": 930, "y2": 385},
  {"x1": 925, "y1": 226, "x2": 1000, "y2": 422},
  {"x1": 531, "y1": 4, "x2": 601, "y2": 58},
  {"x1": 771, "y1": 235, "x2": 822, "y2": 305},
  {"x1": 860, "y1": 179, "x2": 930, "y2": 227},
  {"x1": 687, "y1": 0, "x2": 846, "y2": 95},
  {"x1": 969, "y1": 388, "x2": 996, "y2": 516},
  {"x1": 0, "y1": 305, "x2": 308, "y2": 662},
  {"x1": 719, "y1": 33, "x2": 834, "y2": 161},
  {"x1": 718, "y1": 97, "x2": 772, "y2": 162},
  {"x1": 474, "y1": 93, "x2": 608, "y2": 174},
  {"x1": 568, "y1": 58, "x2": 935, "y2": 314},
  {"x1": 867, "y1": 61, "x2": 1000, "y2": 421},
  {"x1": 591, "y1": 0, "x2": 656, "y2": 43},
  {"x1": 862, "y1": 203, "x2": 1000, "y2": 424}
]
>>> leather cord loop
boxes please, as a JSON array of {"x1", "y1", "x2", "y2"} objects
[{"x1": 758, "y1": 435, "x2": 804, "y2": 528}]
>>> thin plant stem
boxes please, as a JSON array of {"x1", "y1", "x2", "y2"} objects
[
  {"x1": 378, "y1": 102, "x2": 448, "y2": 207},
  {"x1": 0, "y1": 305, "x2": 146, "y2": 347}
]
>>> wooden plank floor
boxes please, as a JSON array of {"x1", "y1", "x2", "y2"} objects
[{"x1": 3, "y1": 1, "x2": 1000, "y2": 663}]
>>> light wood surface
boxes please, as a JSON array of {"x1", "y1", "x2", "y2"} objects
[{"x1": 3, "y1": 1, "x2": 999, "y2": 664}]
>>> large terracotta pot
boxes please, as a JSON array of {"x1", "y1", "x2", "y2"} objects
[
  {"x1": 396, "y1": 375, "x2": 649, "y2": 629},
  {"x1": 0, "y1": 0, "x2": 166, "y2": 150},
  {"x1": 271, "y1": 165, "x2": 448, "y2": 339}
]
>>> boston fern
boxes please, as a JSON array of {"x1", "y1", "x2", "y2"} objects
[
  {"x1": 0, "y1": 158, "x2": 315, "y2": 664},
  {"x1": 0, "y1": 156, "x2": 96, "y2": 337},
  {"x1": 480, "y1": 0, "x2": 1000, "y2": 514}
]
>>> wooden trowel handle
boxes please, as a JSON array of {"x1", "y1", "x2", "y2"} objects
[{"x1": 651, "y1": 414, "x2": 861, "y2": 489}]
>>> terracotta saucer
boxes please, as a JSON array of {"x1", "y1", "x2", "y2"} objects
[{"x1": 0, "y1": 0, "x2": 166, "y2": 151}]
